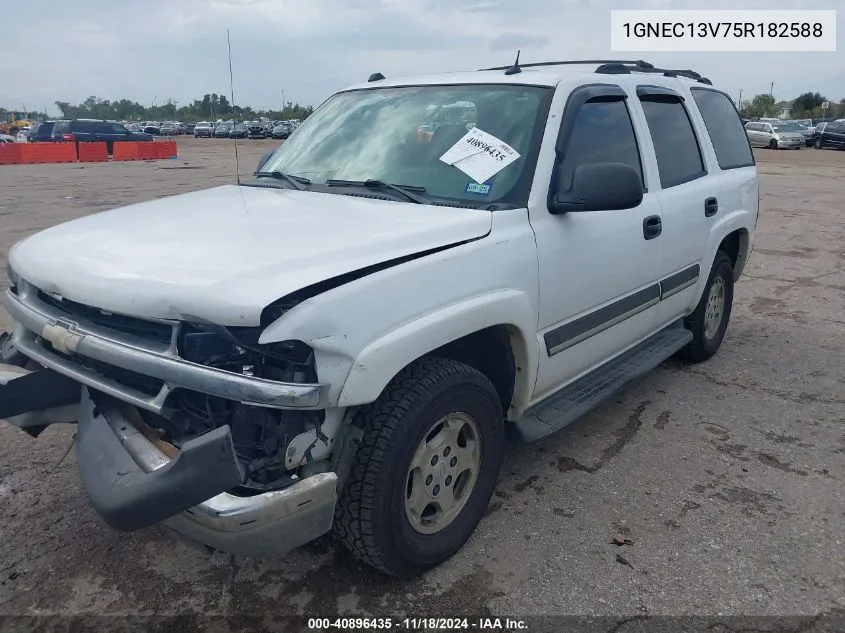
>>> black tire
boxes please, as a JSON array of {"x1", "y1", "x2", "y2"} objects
[
  {"x1": 334, "y1": 356, "x2": 505, "y2": 577},
  {"x1": 678, "y1": 250, "x2": 734, "y2": 363},
  {"x1": 768, "y1": 139, "x2": 778, "y2": 149},
  {"x1": 815, "y1": 136, "x2": 824, "y2": 149}
]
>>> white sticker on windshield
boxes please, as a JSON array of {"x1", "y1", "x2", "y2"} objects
[{"x1": 439, "y1": 127, "x2": 521, "y2": 184}]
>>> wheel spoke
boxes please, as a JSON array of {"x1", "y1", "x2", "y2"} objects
[
  {"x1": 406, "y1": 469, "x2": 432, "y2": 518},
  {"x1": 454, "y1": 439, "x2": 478, "y2": 476}
]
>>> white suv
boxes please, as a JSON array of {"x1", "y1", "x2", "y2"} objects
[{"x1": 0, "y1": 60, "x2": 757, "y2": 577}]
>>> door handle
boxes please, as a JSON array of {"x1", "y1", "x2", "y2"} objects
[
  {"x1": 705, "y1": 197, "x2": 719, "y2": 217},
  {"x1": 643, "y1": 215, "x2": 662, "y2": 240}
]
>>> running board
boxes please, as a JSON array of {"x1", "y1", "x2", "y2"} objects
[{"x1": 514, "y1": 322, "x2": 692, "y2": 442}]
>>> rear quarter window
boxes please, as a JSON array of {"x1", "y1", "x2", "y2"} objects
[{"x1": 690, "y1": 89, "x2": 754, "y2": 170}]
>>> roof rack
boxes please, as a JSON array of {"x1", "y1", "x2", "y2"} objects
[
  {"x1": 595, "y1": 62, "x2": 712, "y2": 85},
  {"x1": 480, "y1": 58, "x2": 712, "y2": 85},
  {"x1": 481, "y1": 59, "x2": 653, "y2": 71}
]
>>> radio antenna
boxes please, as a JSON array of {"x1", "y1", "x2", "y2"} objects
[{"x1": 227, "y1": 29, "x2": 241, "y2": 185}]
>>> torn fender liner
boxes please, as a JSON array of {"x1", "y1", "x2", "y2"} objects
[
  {"x1": 75, "y1": 397, "x2": 244, "y2": 532},
  {"x1": 0, "y1": 367, "x2": 81, "y2": 420}
]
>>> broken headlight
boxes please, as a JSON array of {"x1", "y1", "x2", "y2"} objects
[{"x1": 177, "y1": 323, "x2": 317, "y2": 383}]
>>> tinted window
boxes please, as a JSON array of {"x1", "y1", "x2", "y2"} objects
[
  {"x1": 557, "y1": 99, "x2": 643, "y2": 191},
  {"x1": 70, "y1": 121, "x2": 99, "y2": 133},
  {"x1": 640, "y1": 98, "x2": 706, "y2": 189},
  {"x1": 692, "y1": 87, "x2": 746, "y2": 154}
]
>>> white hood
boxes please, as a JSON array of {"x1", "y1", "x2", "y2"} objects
[{"x1": 10, "y1": 185, "x2": 492, "y2": 325}]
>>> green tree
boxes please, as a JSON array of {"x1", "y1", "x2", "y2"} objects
[{"x1": 792, "y1": 91, "x2": 826, "y2": 116}]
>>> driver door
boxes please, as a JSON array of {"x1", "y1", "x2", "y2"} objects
[{"x1": 529, "y1": 83, "x2": 663, "y2": 402}]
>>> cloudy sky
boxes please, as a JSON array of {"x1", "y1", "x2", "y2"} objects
[{"x1": 2, "y1": 0, "x2": 842, "y2": 115}]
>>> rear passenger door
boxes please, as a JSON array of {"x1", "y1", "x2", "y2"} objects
[{"x1": 627, "y1": 83, "x2": 720, "y2": 327}]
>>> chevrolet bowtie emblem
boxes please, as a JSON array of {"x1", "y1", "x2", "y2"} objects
[{"x1": 41, "y1": 318, "x2": 84, "y2": 354}]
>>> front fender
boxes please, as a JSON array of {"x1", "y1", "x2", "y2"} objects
[{"x1": 337, "y1": 290, "x2": 538, "y2": 410}]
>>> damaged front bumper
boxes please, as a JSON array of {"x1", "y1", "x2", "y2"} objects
[
  {"x1": 0, "y1": 365, "x2": 338, "y2": 557},
  {"x1": 4, "y1": 282, "x2": 330, "y2": 414}
]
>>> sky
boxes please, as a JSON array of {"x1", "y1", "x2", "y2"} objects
[{"x1": 1, "y1": 0, "x2": 842, "y2": 116}]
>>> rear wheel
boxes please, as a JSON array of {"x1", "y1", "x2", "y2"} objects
[
  {"x1": 678, "y1": 251, "x2": 734, "y2": 362},
  {"x1": 335, "y1": 357, "x2": 505, "y2": 577}
]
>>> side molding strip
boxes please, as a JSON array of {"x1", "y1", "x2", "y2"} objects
[{"x1": 544, "y1": 263, "x2": 701, "y2": 356}]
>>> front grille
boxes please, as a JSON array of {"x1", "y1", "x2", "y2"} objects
[{"x1": 37, "y1": 291, "x2": 173, "y2": 345}]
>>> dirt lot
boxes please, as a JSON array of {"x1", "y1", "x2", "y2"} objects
[{"x1": 0, "y1": 138, "x2": 843, "y2": 629}]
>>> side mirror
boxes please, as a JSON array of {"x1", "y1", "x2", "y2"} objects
[
  {"x1": 256, "y1": 149, "x2": 276, "y2": 172},
  {"x1": 549, "y1": 163, "x2": 643, "y2": 214}
]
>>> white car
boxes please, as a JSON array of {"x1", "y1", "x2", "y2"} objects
[{"x1": 1, "y1": 59, "x2": 758, "y2": 577}]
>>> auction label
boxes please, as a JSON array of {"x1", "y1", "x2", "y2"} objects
[{"x1": 439, "y1": 127, "x2": 521, "y2": 185}]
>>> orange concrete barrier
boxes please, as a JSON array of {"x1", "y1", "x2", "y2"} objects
[
  {"x1": 78, "y1": 142, "x2": 109, "y2": 163},
  {"x1": 18, "y1": 143, "x2": 76, "y2": 164},
  {"x1": 136, "y1": 142, "x2": 158, "y2": 160},
  {"x1": 155, "y1": 140, "x2": 177, "y2": 159},
  {"x1": 0, "y1": 143, "x2": 21, "y2": 165},
  {"x1": 113, "y1": 142, "x2": 141, "y2": 161},
  {"x1": 49, "y1": 142, "x2": 77, "y2": 163}
]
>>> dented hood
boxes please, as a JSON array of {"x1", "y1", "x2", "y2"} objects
[{"x1": 10, "y1": 185, "x2": 492, "y2": 325}]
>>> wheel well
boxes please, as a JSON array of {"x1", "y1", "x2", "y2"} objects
[
  {"x1": 428, "y1": 325, "x2": 516, "y2": 413},
  {"x1": 718, "y1": 229, "x2": 749, "y2": 280}
]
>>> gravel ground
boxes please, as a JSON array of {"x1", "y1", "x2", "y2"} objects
[{"x1": 0, "y1": 138, "x2": 843, "y2": 631}]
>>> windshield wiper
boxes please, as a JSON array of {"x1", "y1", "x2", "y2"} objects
[
  {"x1": 253, "y1": 171, "x2": 311, "y2": 191},
  {"x1": 326, "y1": 179, "x2": 430, "y2": 205}
]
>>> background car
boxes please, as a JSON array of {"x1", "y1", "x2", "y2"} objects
[
  {"x1": 185, "y1": 123, "x2": 196, "y2": 135},
  {"x1": 51, "y1": 119, "x2": 154, "y2": 154},
  {"x1": 813, "y1": 120, "x2": 845, "y2": 149},
  {"x1": 213, "y1": 123, "x2": 231, "y2": 138},
  {"x1": 229, "y1": 123, "x2": 248, "y2": 139},
  {"x1": 271, "y1": 123, "x2": 292, "y2": 139},
  {"x1": 745, "y1": 121, "x2": 804, "y2": 149},
  {"x1": 247, "y1": 122, "x2": 266, "y2": 139},
  {"x1": 786, "y1": 121, "x2": 814, "y2": 146},
  {"x1": 194, "y1": 122, "x2": 214, "y2": 138},
  {"x1": 159, "y1": 122, "x2": 177, "y2": 136},
  {"x1": 143, "y1": 122, "x2": 160, "y2": 135},
  {"x1": 27, "y1": 121, "x2": 57, "y2": 143}
]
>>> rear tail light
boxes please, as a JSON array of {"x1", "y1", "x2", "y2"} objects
[{"x1": 60, "y1": 133, "x2": 75, "y2": 141}]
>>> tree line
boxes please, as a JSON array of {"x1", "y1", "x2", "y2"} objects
[
  {"x1": 49, "y1": 94, "x2": 315, "y2": 123},
  {"x1": 739, "y1": 91, "x2": 845, "y2": 120}
]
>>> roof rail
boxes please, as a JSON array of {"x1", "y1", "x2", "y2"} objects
[
  {"x1": 481, "y1": 59, "x2": 654, "y2": 71},
  {"x1": 595, "y1": 62, "x2": 712, "y2": 85}
]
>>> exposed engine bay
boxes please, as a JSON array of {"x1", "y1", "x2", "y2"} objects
[{"x1": 138, "y1": 321, "x2": 325, "y2": 493}]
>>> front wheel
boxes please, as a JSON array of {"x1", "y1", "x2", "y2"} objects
[
  {"x1": 678, "y1": 251, "x2": 734, "y2": 362},
  {"x1": 815, "y1": 137, "x2": 824, "y2": 149},
  {"x1": 335, "y1": 357, "x2": 505, "y2": 577},
  {"x1": 768, "y1": 139, "x2": 778, "y2": 149}
]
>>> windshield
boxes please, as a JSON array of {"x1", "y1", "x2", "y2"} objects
[
  {"x1": 260, "y1": 84, "x2": 552, "y2": 206},
  {"x1": 772, "y1": 122, "x2": 802, "y2": 132}
]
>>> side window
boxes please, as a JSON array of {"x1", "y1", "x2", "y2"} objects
[
  {"x1": 704, "y1": 90, "x2": 758, "y2": 169},
  {"x1": 639, "y1": 97, "x2": 706, "y2": 189},
  {"x1": 112, "y1": 124, "x2": 128, "y2": 133},
  {"x1": 557, "y1": 99, "x2": 643, "y2": 191}
]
